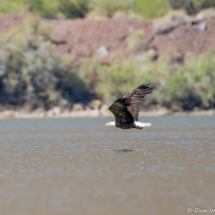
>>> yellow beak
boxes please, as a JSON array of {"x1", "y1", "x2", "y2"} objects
[{"x1": 105, "y1": 123, "x2": 109, "y2": 126}]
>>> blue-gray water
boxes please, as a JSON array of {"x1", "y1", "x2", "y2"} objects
[{"x1": 0, "y1": 116, "x2": 215, "y2": 215}]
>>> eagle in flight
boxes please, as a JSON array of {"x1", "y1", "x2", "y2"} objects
[{"x1": 105, "y1": 83, "x2": 153, "y2": 129}]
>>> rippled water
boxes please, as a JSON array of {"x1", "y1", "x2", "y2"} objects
[{"x1": 0, "y1": 116, "x2": 215, "y2": 215}]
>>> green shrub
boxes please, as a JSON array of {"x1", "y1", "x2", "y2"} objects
[
  {"x1": 127, "y1": 29, "x2": 146, "y2": 51},
  {"x1": 0, "y1": 17, "x2": 91, "y2": 109},
  {"x1": 95, "y1": 55, "x2": 138, "y2": 101},
  {"x1": 168, "y1": 0, "x2": 215, "y2": 15},
  {"x1": 0, "y1": 0, "x2": 27, "y2": 13},
  {"x1": 168, "y1": 0, "x2": 198, "y2": 15},
  {"x1": 135, "y1": 0, "x2": 170, "y2": 19},
  {"x1": 89, "y1": 0, "x2": 135, "y2": 17},
  {"x1": 27, "y1": 0, "x2": 59, "y2": 17},
  {"x1": 59, "y1": 0, "x2": 89, "y2": 19},
  {"x1": 163, "y1": 50, "x2": 215, "y2": 109},
  {"x1": 78, "y1": 50, "x2": 215, "y2": 110},
  {"x1": 194, "y1": 0, "x2": 215, "y2": 9},
  {"x1": 0, "y1": 0, "x2": 89, "y2": 19}
]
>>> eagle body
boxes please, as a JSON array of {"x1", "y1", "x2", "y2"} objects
[
  {"x1": 106, "y1": 121, "x2": 152, "y2": 129},
  {"x1": 105, "y1": 84, "x2": 153, "y2": 130}
]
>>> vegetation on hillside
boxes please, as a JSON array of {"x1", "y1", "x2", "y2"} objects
[
  {"x1": 0, "y1": 0, "x2": 214, "y2": 19},
  {"x1": 135, "y1": 0, "x2": 170, "y2": 19},
  {"x1": 0, "y1": 17, "x2": 214, "y2": 111},
  {"x1": 78, "y1": 50, "x2": 215, "y2": 110},
  {"x1": 0, "y1": 0, "x2": 215, "y2": 113},
  {"x1": 0, "y1": 18, "x2": 92, "y2": 109},
  {"x1": 169, "y1": 0, "x2": 215, "y2": 15}
]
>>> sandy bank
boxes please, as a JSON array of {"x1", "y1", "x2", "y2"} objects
[{"x1": 0, "y1": 107, "x2": 214, "y2": 119}]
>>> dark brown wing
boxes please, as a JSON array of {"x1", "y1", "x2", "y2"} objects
[
  {"x1": 109, "y1": 97, "x2": 134, "y2": 127},
  {"x1": 122, "y1": 83, "x2": 153, "y2": 121}
]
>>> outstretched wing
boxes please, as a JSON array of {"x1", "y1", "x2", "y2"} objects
[
  {"x1": 122, "y1": 83, "x2": 153, "y2": 121},
  {"x1": 109, "y1": 97, "x2": 134, "y2": 126}
]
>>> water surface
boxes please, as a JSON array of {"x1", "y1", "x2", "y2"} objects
[{"x1": 0, "y1": 116, "x2": 215, "y2": 215}]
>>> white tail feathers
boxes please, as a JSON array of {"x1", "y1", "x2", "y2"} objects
[{"x1": 134, "y1": 122, "x2": 151, "y2": 128}]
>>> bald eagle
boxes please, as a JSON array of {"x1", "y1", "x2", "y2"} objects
[{"x1": 105, "y1": 83, "x2": 153, "y2": 129}]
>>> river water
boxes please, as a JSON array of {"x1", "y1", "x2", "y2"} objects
[{"x1": 0, "y1": 116, "x2": 215, "y2": 215}]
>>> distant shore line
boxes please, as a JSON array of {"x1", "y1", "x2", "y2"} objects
[{"x1": 0, "y1": 107, "x2": 214, "y2": 119}]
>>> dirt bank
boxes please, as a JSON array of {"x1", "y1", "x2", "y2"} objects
[
  {"x1": 150, "y1": 17, "x2": 215, "y2": 56},
  {"x1": 0, "y1": 108, "x2": 214, "y2": 119},
  {"x1": 0, "y1": 14, "x2": 215, "y2": 62}
]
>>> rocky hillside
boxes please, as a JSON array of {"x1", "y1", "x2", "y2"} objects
[{"x1": 0, "y1": 13, "x2": 215, "y2": 62}]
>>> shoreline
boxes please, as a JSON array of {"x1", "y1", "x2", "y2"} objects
[{"x1": 0, "y1": 108, "x2": 214, "y2": 119}]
